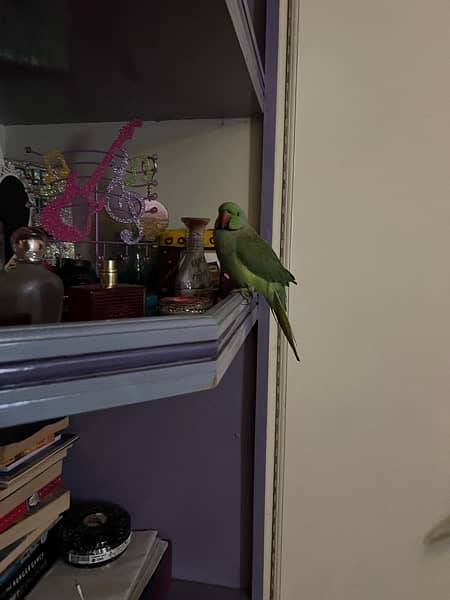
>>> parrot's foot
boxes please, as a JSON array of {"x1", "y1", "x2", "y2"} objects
[{"x1": 234, "y1": 288, "x2": 254, "y2": 305}]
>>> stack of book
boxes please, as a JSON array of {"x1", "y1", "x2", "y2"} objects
[
  {"x1": 0, "y1": 417, "x2": 78, "y2": 599},
  {"x1": 28, "y1": 530, "x2": 172, "y2": 600}
]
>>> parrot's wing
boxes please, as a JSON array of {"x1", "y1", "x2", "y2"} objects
[{"x1": 235, "y1": 227, "x2": 296, "y2": 286}]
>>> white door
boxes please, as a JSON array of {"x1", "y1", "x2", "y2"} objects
[{"x1": 270, "y1": 0, "x2": 450, "y2": 598}]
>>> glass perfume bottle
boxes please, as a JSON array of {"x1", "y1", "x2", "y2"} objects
[
  {"x1": 0, "y1": 227, "x2": 64, "y2": 326},
  {"x1": 174, "y1": 217, "x2": 213, "y2": 306}
]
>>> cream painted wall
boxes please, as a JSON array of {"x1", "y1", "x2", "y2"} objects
[
  {"x1": 5, "y1": 118, "x2": 261, "y2": 230},
  {"x1": 279, "y1": 1, "x2": 450, "y2": 599}
]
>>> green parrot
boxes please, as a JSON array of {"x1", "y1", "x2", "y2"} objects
[{"x1": 214, "y1": 201, "x2": 300, "y2": 362}]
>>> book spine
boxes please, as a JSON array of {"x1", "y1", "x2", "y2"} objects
[
  {"x1": 0, "y1": 539, "x2": 56, "y2": 599},
  {"x1": 0, "y1": 536, "x2": 42, "y2": 587},
  {"x1": 0, "y1": 476, "x2": 62, "y2": 534}
]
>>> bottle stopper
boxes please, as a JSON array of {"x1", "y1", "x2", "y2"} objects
[{"x1": 11, "y1": 227, "x2": 48, "y2": 264}]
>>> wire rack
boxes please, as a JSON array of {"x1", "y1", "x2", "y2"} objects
[{"x1": 10, "y1": 147, "x2": 162, "y2": 274}]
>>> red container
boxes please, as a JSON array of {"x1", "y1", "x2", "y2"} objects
[{"x1": 68, "y1": 284, "x2": 145, "y2": 322}]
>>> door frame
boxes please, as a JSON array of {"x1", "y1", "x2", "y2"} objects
[{"x1": 261, "y1": 0, "x2": 300, "y2": 598}]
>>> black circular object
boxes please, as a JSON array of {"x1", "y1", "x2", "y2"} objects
[{"x1": 58, "y1": 501, "x2": 131, "y2": 567}]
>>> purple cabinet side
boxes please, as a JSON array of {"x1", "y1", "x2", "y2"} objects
[{"x1": 64, "y1": 335, "x2": 256, "y2": 589}]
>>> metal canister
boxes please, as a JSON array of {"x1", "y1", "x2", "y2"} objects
[{"x1": 100, "y1": 259, "x2": 118, "y2": 289}]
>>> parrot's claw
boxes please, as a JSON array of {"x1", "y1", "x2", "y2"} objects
[{"x1": 235, "y1": 288, "x2": 253, "y2": 305}]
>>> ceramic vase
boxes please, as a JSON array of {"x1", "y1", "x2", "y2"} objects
[{"x1": 174, "y1": 217, "x2": 213, "y2": 306}]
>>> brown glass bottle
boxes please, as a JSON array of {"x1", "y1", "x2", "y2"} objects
[{"x1": 0, "y1": 227, "x2": 64, "y2": 326}]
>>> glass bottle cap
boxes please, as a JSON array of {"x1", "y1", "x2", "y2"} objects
[{"x1": 11, "y1": 227, "x2": 48, "y2": 264}]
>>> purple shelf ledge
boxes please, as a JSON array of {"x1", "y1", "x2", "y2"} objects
[{"x1": 0, "y1": 293, "x2": 258, "y2": 427}]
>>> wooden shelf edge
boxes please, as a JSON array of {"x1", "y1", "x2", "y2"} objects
[{"x1": 0, "y1": 294, "x2": 258, "y2": 427}]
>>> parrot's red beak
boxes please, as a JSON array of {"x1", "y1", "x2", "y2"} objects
[{"x1": 219, "y1": 210, "x2": 232, "y2": 229}]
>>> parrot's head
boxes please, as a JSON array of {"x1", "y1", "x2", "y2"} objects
[{"x1": 215, "y1": 202, "x2": 247, "y2": 231}]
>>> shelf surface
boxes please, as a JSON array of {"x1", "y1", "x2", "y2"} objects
[
  {"x1": 0, "y1": 0, "x2": 262, "y2": 124},
  {"x1": 167, "y1": 580, "x2": 249, "y2": 600},
  {"x1": 0, "y1": 293, "x2": 258, "y2": 427}
]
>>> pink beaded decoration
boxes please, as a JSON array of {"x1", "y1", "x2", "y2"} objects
[{"x1": 40, "y1": 119, "x2": 142, "y2": 242}]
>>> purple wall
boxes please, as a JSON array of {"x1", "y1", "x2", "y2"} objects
[{"x1": 63, "y1": 333, "x2": 256, "y2": 589}]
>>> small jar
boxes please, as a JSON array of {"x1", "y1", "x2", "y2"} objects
[{"x1": 100, "y1": 259, "x2": 118, "y2": 289}]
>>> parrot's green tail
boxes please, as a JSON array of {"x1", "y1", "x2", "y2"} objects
[{"x1": 271, "y1": 289, "x2": 300, "y2": 362}]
